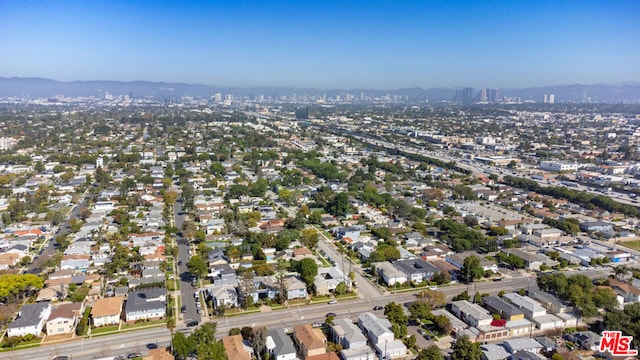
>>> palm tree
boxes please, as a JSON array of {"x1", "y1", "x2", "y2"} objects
[{"x1": 166, "y1": 317, "x2": 176, "y2": 352}]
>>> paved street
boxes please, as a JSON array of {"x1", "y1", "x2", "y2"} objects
[
  {"x1": 174, "y1": 200, "x2": 201, "y2": 326},
  {"x1": 4, "y1": 266, "x2": 612, "y2": 360}
]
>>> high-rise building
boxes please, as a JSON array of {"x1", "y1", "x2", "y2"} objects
[
  {"x1": 479, "y1": 88, "x2": 487, "y2": 102},
  {"x1": 549, "y1": 94, "x2": 555, "y2": 104},
  {"x1": 0, "y1": 137, "x2": 13, "y2": 151},
  {"x1": 454, "y1": 87, "x2": 474, "y2": 104},
  {"x1": 543, "y1": 94, "x2": 548, "y2": 103},
  {"x1": 295, "y1": 107, "x2": 309, "y2": 120},
  {"x1": 483, "y1": 88, "x2": 499, "y2": 103}
]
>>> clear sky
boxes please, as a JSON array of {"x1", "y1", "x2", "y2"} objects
[{"x1": 1, "y1": 0, "x2": 639, "y2": 89}]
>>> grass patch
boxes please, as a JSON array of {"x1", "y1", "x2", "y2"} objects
[
  {"x1": 334, "y1": 292, "x2": 357, "y2": 300},
  {"x1": 167, "y1": 278, "x2": 179, "y2": 291},
  {"x1": 91, "y1": 325, "x2": 119, "y2": 334},
  {"x1": 621, "y1": 240, "x2": 640, "y2": 251},
  {"x1": 121, "y1": 319, "x2": 166, "y2": 330},
  {"x1": 0, "y1": 343, "x2": 40, "y2": 352},
  {"x1": 311, "y1": 295, "x2": 331, "y2": 302}
]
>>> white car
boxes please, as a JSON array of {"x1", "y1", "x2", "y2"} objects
[{"x1": 428, "y1": 286, "x2": 438, "y2": 291}]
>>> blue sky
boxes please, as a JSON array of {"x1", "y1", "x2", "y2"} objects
[{"x1": 1, "y1": 0, "x2": 639, "y2": 89}]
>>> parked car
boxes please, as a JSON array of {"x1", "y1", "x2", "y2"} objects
[
  {"x1": 147, "y1": 343, "x2": 158, "y2": 349},
  {"x1": 312, "y1": 322, "x2": 324, "y2": 328},
  {"x1": 53, "y1": 356, "x2": 70, "y2": 360},
  {"x1": 127, "y1": 353, "x2": 142, "y2": 359},
  {"x1": 417, "y1": 329, "x2": 426, "y2": 335},
  {"x1": 328, "y1": 299, "x2": 338, "y2": 304},
  {"x1": 181, "y1": 305, "x2": 187, "y2": 313},
  {"x1": 373, "y1": 305, "x2": 384, "y2": 311},
  {"x1": 326, "y1": 312, "x2": 337, "y2": 317},
  {"x1": 187, "y1": 320, "x2": 199, "y2": 327},
  {"x1": 428, "y1": 286, "x2": 438, "y2": 290}
]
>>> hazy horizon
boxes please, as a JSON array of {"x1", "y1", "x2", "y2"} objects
[{"x1": 1, "y1": 1, "x2": 639, "y2": 89}]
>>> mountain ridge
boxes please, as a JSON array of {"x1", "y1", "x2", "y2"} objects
[{"x1": 1, "y1": 77, "x2": 640, "y2": 103}]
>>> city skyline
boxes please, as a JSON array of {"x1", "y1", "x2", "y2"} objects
[{"x1": 1, "y1": 1, "x2": 639, "y2": 89}]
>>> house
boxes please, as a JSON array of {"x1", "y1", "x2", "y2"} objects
[
  {"x1": 564, "y1": 331, "x2": 602, "y2": 351},
  {"x1": 357, "y1": 312, "x2": 394, "y2": 345},
  {"x1": 206, "y1": 284, "x2": 239, "y2": 308},
  {"x1": 7, "y1": 302, "x2": 52, "y2": 337},
  {"x1": 209, "y1": 263, "x2": 237, "y2": 285},
  {"x1": 36, "y1": 287, "x2": 65, "y2": 302},
  {"x1": 502, "y1": 338, "x2": 543, "y2": 354},
  {"x1": 293, "y1": 324, "x2": 327, "y2": 358},
  {"x1": 46, "y1": 302, "x2": 83, "y2": 336},
  {"x1": 502, "y1": 293, "x2": 547, "y2": 320},
  {"x1": 372, "y1": 262, "x2": 407, "y2": 287},
  {"x1": 124, "y1": 288, "x2": 167, "y2": 322},
  {"x1": 446, "y1": 252, "x2": 498, "y2": 273},
  {"x1": 145, "y1": 348, "x2": 176, "y2": 360},
  {"x1": 431, "y1": 309, "x2": 468, "y2": 335},
  {"x1": 609, "y1": 279, "x2": 640, "y2": 304},
  {"x1": 266, "y1": 329, "x2": 297, "y2": 360},
  {"x1": 314, "y1": 267, "x2": 349, "y2": 296},
  {"x1": 579, "y1": 220, "x2": 614, "y2": 233},
  {"x1": 222, "y1": 335, "x2": 253, "y2": 360},
  {"x1": 450, "y1": 300, "x2": 492, "y2": 328},
  {"x1": 483, "y1": 296, "x2": 525, "y2": 321},
  {"x1": 285, "y1": 276, "x2": 309, "y2": 300},
  {"x1": 502, "y1": 249, "x2": 544, "y2": 271},
  {"x1": 332, "y1": 318, "x2": 368, "y2": 349},
  {"x1": 91, "y1": 296, "x2": 124, "y2": 327},
  {"x1": 481, "y1": 344, "x2": 510, "y2": 360},
  {"x1": 528, "y1": 290, "x2": 569, "y2": 314},
  {"x1": 340, "y1": 346, "x2": 377, "y2": 360},
  {"x1": 393, "y1": 259, "x2": 439, "y2": 283},
  {"x1": 307, "y1": 353, "x2": 340, "y2": 360}
]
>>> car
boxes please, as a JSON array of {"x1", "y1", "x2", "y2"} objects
[
  {"x1": 127, "y1": 353, "x2": 142, "y2": 359},
  {"x1": 373, "y1": 305, "x2": 384, "y2": 311},
  {"x1": 424, "y1": 335, "x2": 432, "y2": 341},
  {"x1": 492, "y1": 278, "x2": 503, "y2": 282},
  {"x1": 181, "y1": 305, "x2": 187, "y2": 313},
  {"x1": 326, "y1": 312, "x2": 337, "y2": 317},
  {"x1": 197, "y1": 308, "x2": 201, "y2": 314},
  {"x1": 147, "y1": 343, "x2": 158, "y2": 349},
  {"x1": 312, "y1": 322, "x2": 324, "y2": 328},
  {"x1": 328, "y1": 299, "x2": 337, "y2": 304},
  {"x1": 187, "y1": 320, "x2": 199, "y2": 327},
  {"x1": 428, "y1": 286, "x2": 438, "y2": 290},
  {"x1": 417, "y1": 329, "x2": 426, "y2": 335},
  {"x1": 53, "y1": 356, "x2": 70, "y2": 360},
  {"x1": 178, "y1": 261, "x2": 182, "y2": 266}
]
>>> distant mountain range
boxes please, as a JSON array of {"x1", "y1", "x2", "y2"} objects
[{"x1": 1, "y1": 77, "x2": 640, "y2": 103}]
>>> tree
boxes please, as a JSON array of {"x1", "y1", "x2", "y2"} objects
[
  {"x1": 451, "y1": 335, "x2": 482, "y2": 360},
  {"x1": 417, "y1": 345, "x2": 444, "y2": 360},
  {"x1": 417, "y1": 289, "x2": 447, "y2": 309},
  {"x1": 327, "y1": 192, "x2": 351, "y2": 216},
  {"x1": 300, "y1": 227, "x2": 319, "y2": 250},
  {"x1": 276, "y1": 229, "x2": 299, "y2": 251},
  {"x1": 293, "y1": 258, "x2": 318, "y2": 288},
  {"x1": 408, "y1": 300, "x2": 432, "y2": 323},
  {"x1": 460, "y1": 256, "x2": 484, "y2": 284},
  {"x1": 187, "y1": 255, "x2": 207, "y2": 279},
  {"x1": 172, "y1": 332, "x2": 191, "y2": 360},
  {"x1": 164, "y1": 190, "x2": 179, "y2": 205},
  {"x1": 238, "y1": 271, "x2": 255, "y2": 309},
  {"x1": 0, "y1": 274, "x2": 45, "y2": 302},
  {"x1": 334, "y1": 281, "x2": 348, "y2": 295}
]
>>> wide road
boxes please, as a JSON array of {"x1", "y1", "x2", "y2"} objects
[
  {"x1": 7, "y1": 327, "x2": 171, "y2": 360},
  {"x1": 6, "y1": 267, "x2": 611, "y2": 360}
]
